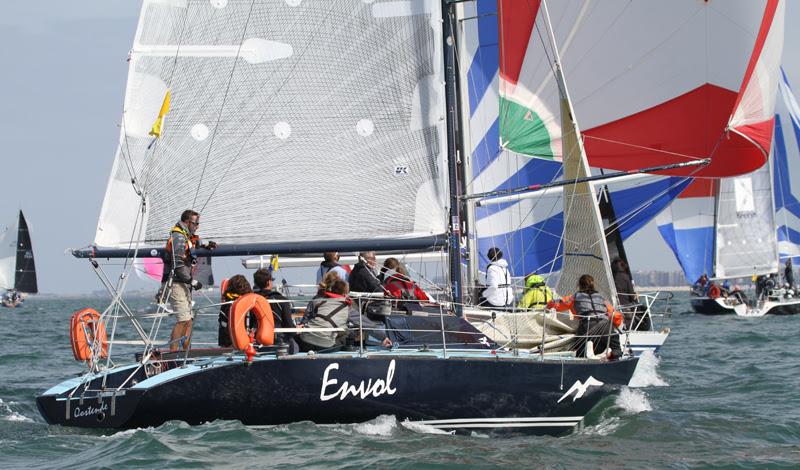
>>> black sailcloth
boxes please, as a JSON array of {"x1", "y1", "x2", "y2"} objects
[{"x1": 15, "y1": 211, "x2": 37, "y2": 293}]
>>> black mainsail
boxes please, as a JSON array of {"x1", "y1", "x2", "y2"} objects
[{"x1": 15, "y1": 211, "x2": 38, "y2": 294}]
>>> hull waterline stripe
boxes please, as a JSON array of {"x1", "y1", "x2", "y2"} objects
[
  {"x1": 412, "y1": 416, "x2": 583, "y2": 425},
  {"x1": 429, "y1": 422, "x2": 578, "y2": 429}
]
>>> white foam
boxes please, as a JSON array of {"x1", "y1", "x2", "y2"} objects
[
  {"x1": 615, "y1": 388, "x2": 652, "y2": 414},
  {"x1": 0, "y1": 399, "x2": 33, "y2": 423},
  {"x1": 351, "y1": 415, "x2": 397, "y2": 436},
  {"x1": 629, "y1": 350, "x2": 668, "y2": 387},
  {"x1": 400, "y1": 420, "x2": 455, "y2": 435},
  {"x1": 3, "y1": 412, "x2": 33, "y2": 423},
  {"x1": 100, "y1": 427, "x2": 153, "y2": 439},
  {"x1": 581, "y1": 416, "x2": 621, "y2": 435}
]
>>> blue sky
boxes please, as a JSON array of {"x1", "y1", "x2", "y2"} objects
[{"x1": 1, "y1": 1, "x2": 798, "y2": 293}]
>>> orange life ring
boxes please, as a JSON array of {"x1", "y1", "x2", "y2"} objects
[
  {"x1": 70, "y1": 308, "x2": 108, "y2": 362},
  {"x1": 220, "y1": 278, "x2": 229, "y2": 302},
  {"x1": 228, "y1": 293, "x2": 275, "y2": 350}
]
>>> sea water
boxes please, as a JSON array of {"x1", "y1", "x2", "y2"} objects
[{"x1": 1, "y1": 293, "x2": 798, "y2": 469}]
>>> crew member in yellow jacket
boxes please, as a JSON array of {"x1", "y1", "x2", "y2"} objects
[{"x1": 518, "y1": 274, "x2": 554, "y2": 309}]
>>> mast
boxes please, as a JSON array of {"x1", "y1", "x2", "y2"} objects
[
  {"x1": 453, "y1": 1, "x2": 478, "y2": 304},
  {"x1": 443, "y1": 0, "x2": 464, "y2": 315}
]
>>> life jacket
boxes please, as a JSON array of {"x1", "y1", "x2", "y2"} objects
[
  {"x1": 519, "y1": 285, "x2": 553, "y2": 308},
  {"x1": 386, "y1": 277, "x2": 418, "y2": 300},
  {"x1": 165, "y1": 224, "x2": 196, "y2": 256},
  {"x1": 484, "y1": 260, "x2": 513, "y2": 306},
  {"x1": 707, "y1": 283, "x2": 721, "y2": 299},
  {"x1": 300, "y1": 293, "x2": 351, "y2": 348},
  {"x1": 573, "y1": 291, "x2": 611, "y2": 320}
]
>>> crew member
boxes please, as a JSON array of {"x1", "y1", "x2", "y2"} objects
[
  {"x1": 161, "y1": 209, "x2": 216, "y2": 351},
  {"x1": 518, "y1": 274, "x2": 553, "y2": 309},
  {"x1": 481, "y1": 247, "x2": 513, "y2": 308},
  {"x1": 316, "y1": 252, "x2": 349, "y2": 283},
  {"x1": 253, "y1": 268, "x2": 298, "y2": 353},
  {"x1": 547, "y1": 274, "x2": 623, "y2": 360}
]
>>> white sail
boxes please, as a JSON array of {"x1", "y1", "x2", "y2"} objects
[
  {"x1": 95, "y1": 0, "x2": 448, "y2": 249},
  {"x1": 0, "y1": 218, "x2": 17, "y2": 290},
  {"x1": 714, "y1": 161, "x2": 779, "y2": 278}
]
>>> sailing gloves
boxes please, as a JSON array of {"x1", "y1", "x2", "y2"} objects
[{"x1": 191, "y1": 279, "x2": 203, "y2": 291}]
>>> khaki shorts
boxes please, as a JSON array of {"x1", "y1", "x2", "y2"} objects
[{"x1": 169, "y1": 282, "x2": 193, "y2": 322}]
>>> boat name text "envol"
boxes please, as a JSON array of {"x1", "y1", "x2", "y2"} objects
[
  {"x1": 73, "y1": 402, "x2": 108, "y2": 418},
  {"x1": 320, "y1": 359, "x2": 397, "y2": 401}
]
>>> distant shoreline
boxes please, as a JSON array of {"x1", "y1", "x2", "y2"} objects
[{"x1": 635, "y1": 286, "x2": 689, "y2": 292}]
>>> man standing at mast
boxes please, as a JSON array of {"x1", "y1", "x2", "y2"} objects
[{"x1": 162, "y1": 209, "x2": 215, "y2": 351}]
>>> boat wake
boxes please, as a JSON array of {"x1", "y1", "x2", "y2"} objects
[
  {"x1": 330, "y1": 415, "x2": 457, "y2": 437},
  {"x1": 615, "y1": 388, "x2": 652, "y2": 414},
  {"x1": 581, "y1": 416, "x2": 621, "y2": 435},
  {"x1": 401, "y1": 419, "x2": 456, "y2": 436},
  {"x1": 0, "y1": 398, "x2": 33, "y2": 423},
  {"x1": 629, "y1": 351, "x2": 668, "y2": 387}
]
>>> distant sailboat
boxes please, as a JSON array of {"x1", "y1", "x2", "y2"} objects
[
  {"x1": 0, "y1": 211, "x2": 38, "y2": 308},
  {"x1": 658, "y1": 69, "x2": 800, "y2": 315}
]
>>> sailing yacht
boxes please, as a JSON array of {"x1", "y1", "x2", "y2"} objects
[
  {"x1": 0, "y1": 210, "x2": 38, "y2": 308},
  {"x1": 37, "y1": 0, "x2": 783, "y2": 434},
  {"x1": 659, "y1": 70, "x2": 800, "y2": 316}
]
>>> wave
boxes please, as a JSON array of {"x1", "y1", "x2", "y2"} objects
[
  {"x1": 629, "y1": 351, "x2": 668, "y2": 387},
  {"x1": 401, "y1": 419, "x2": 455, "y2": 435},
  {"x1": 0, "y1": 398, "x2": 33, "y2": 423},
  {"x1": 615, "y1": 388, "x2": 652, "y2": 414}
]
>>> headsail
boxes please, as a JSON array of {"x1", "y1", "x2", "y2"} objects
[
  {"x1": 15, "y1": 211, "x2": 37, "y2": 294},
  {"x1": 774, "y1": 69, "x2": 800, "y2": 262},
  {"x1": 713, "y1": 162, "x2": 778, "y2": 279},
  {"x1": 0, "y1": 211, "x2": 37, "y2": 293},
  {"x1": 0, "y1": 219, "x2": 15, "y2": 291},
  {"x1": 497, "y1": 0, "x2": 785, "y2": 178},
  {"x1": 94, "y1": 0, "x2": 448, "y2": 253}
]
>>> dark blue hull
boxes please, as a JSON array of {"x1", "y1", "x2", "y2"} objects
[
  {"x1": 690, "y1": 297, "x2": 736, "y2": 315},
  {"x1": 37, "y1": 351, "x2": 637, "y2": 435}
]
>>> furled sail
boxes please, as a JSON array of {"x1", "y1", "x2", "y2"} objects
[
  {"x1": 94, "y1": 0, "x2": 448, "y2": 251},
  {"x1": 774, "y1": 69, "x2": 800, "y2": 262},
  {"x1": 461, "y1": 0, "x2": 690, "y2": 278},
  {"x1": 497, "y1": 0, "x2": 784, "y2": 178}
]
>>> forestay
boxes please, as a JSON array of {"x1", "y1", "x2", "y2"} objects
[{"x1": 95, "y1": 0, "x2": 448, "y2": 249}]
